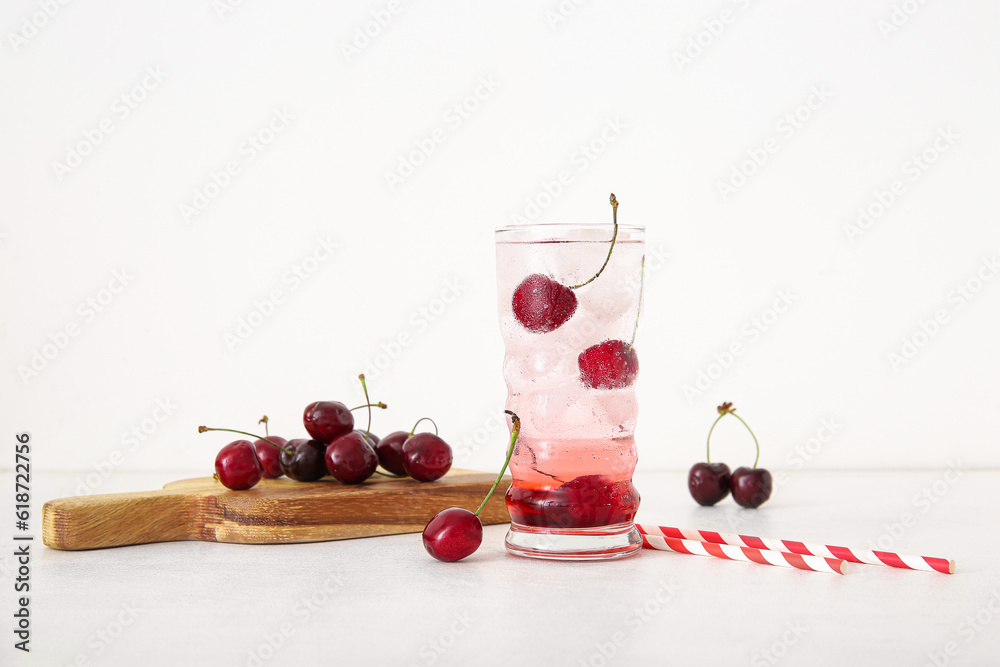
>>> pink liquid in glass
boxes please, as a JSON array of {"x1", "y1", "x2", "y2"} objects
[{"x1": 495, "y1": 224, "x2": 644, "y2": 560}]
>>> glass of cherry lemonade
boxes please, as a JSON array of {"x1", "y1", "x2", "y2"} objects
[{"x1": 495, "y1": 211, "x2": 644, "y2": 560}]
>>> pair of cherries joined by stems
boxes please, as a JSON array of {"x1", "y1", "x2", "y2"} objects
[
  {"x1": 204, "y1": 375, "x2": 453, "y2": 491},
  {"x1": 512, "y1": 193, "x2": 642, "y2": 391},
  {"x1": 688, "y1": 402, "x2": 773, "y2": 509}
]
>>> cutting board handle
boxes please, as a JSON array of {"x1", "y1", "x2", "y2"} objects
[{"x1": 44, "y1": 489, "x2": 199, "y2": 550}]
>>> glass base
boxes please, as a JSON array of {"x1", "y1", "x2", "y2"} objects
[{"x1": 505, "y1": 521, "x2": 642, "y2": 561}]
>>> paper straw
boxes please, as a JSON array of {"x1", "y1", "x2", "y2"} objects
[
  {"x1": 640, "y1": 533, "x2": 846, "y2": 574},
  {"x1": 637, "y1": 524, "x2": 954, "y2": 575}
]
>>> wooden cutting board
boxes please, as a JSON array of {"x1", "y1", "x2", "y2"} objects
[{"x1": 43, "y1": 469, "x2": 511, "y2": 551}]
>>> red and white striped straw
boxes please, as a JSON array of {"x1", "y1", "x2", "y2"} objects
[
  {"x1": 639, "y1": 533, "x2": 847, "y2": 575},
  {"x1": 637, "y1": 524, "x2": 955, "y2": 575}
]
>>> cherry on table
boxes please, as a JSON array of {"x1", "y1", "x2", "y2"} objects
[
  {"x1": 730, "y1": 467, "x2": 773, "y2": 508},
  {"x1": 374, "y1": 430, "x2": 409, "y2": 476},
  {"x1": 422, "y1": 508, "x2": 484, "y2": 562},
  {"x1": 578, "y1": 339, "x2": 639, "y2": 389},
  {"x1": 254, "y1": 436, "x2": 287, "y2": 479},
  {"x1": 279, "y1": 439, "x2": 327, "y2": 482},
  {"x1": 214, "y1": 440, "x2": 263, "y2": 490},
  {"x1": 325, "y1": 432, "x2": 378, "y2": 484},
  {"x1": 421, "y1": 411, "x2": 521, "y2": 562},
  {"x1": 693, "y1": 402, "x2": 772, "y2": 508},
  {"x1": 687, "y1": 462, "x2": 732, "y2": 506}
]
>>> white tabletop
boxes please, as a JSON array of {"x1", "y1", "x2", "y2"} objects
[{"x1": 4, "y1": 469, "x2": 997, "y2": 667}]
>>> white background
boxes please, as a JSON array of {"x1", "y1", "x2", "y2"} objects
[{"x1": 2, "y1": 0, "x2": 999, "y2": 484}]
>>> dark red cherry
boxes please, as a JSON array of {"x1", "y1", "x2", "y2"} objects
[
  {"x1": 253, "y1": 436, "x2": 287, "y2": 479},
  {"x1": 688, "y1": 462, "x2": 732, "y2": 506},
  {"x1": 558, "y1": 474, "x2": 614, "y2": 526},
  {"x1": 730, "y1": 466, "x2": 773, "y2": 508},
  {"x1": 374, "y1": 431, "x2": 409, "y2": 476},
  {"x1": 512, "y1": 273, "x2": 578, "y2": 333},
  {"x1": 422, "y1": 508, "x2": 483, "y2": 562},
  {"x1": 578, "y1": 339, "x2": 638, "y2": 389},
  {"x1": 421, "y1": 409, "x2": 523, "y2": 564},
  {"x1": 214, "y1": 440, "x2": 263, "y2": 490},
  {"x1": 303, "y1": 401, "x2": 354, "y2": 442},
  {"x1": 279, "y1": 438, "x2": 327, "y2": 482},
  {"x1": 325, "y1": 432, "x2": 378, "y2": 484},
  {"x1": 402, "y1": 433, "x2": 453, "y2": 482},
  {"x1": 559, "y1": 475, "x2": 639, "y2": 527}
]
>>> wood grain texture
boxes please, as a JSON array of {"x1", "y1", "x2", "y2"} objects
[{"x1": 43, "y1": 469, "x2": 511, "y2": 551}]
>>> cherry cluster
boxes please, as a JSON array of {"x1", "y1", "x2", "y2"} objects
[
  {"x1": 204, "y1": 375, "x2": 454, "y2": 491},
  {"x1": 688, "y1": 402, "x2": 773, "y2": 509}
]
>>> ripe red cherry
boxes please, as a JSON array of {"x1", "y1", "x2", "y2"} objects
[
  {"x1": 687, "y1": 462, "x2": 732, "y2": 506},
  {"x1": 279, "y1": 439, "x2": 327, "y2": 482},
  {"x1": 421, "y1": 410, "x2": 521, "y2": 563},
  {"x1": 325, "y1": 432, "x2": 378, "y2": 484},
  {"x1": 422, "y1": 508, "x2": 484, "y2": 562},
  {"x1": 402, "y1": 433, "x2": 453, "y2": 482},
  {"x1": 560, "y1": 475, "x2": 640, "y2": 527},
  {"x1": 578, "y1": 339, "x2": 639, "y2": 389},
  {"x1": 215, "y1": 440, "x2": 263, "y2": 490},
  {"x1": 254, "y1": 436, "x2": 287, "y2": 479},
  {"x1": 696, "y1": 402, "x2": 772, "y2": 509},
  {"x1": 512, "y1": 274, "x2": 578, "y2": 333},
  {"x1": 511, "y1": 195, "x2": 623, "y2": 334},
  {"x1": 558, "y1": 474, "x2": 616, "y2": 526},
  {"x1": 730, "y1": 467, "x2": 773, "y2": 508},
  {"x1": 374, "y1": 431, "x2": 409, "y2": 476},
  {"x1": 303, "y1": 401, "x2": 354, "y2": 442}
]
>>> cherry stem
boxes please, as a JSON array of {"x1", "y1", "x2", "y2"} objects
[
  {"x1": 198, "y1": 426, "x2": 293, "y2": 456},
  {"x1": 358, "y1": 374, "x2": 373, "y2": 443},
  {"x1": 259, "y1": 415, "x2": 269, "y2": 437},
  {"x1": 705, "y1": 410, "x2": 761, "y2": 468},
  {"x1": 409, "y1": 417, "x2": 438, "y2": 437},
  {"x1": 349, "y1": 402, "x2": 387, "y2": 411},
  {"x1": 475, "y1": 410, "x2": 520, "y2": 517},
  {"x1": 568, "y1": 193, "x2": 619, "y2": 290},
  {"x1": 628, "y1": 254, "x2": 645, "y2": 350}
]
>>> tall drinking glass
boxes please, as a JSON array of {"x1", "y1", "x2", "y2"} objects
[{"x1": 495, "y1": 222, "x2": 644, "y2": 560}]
